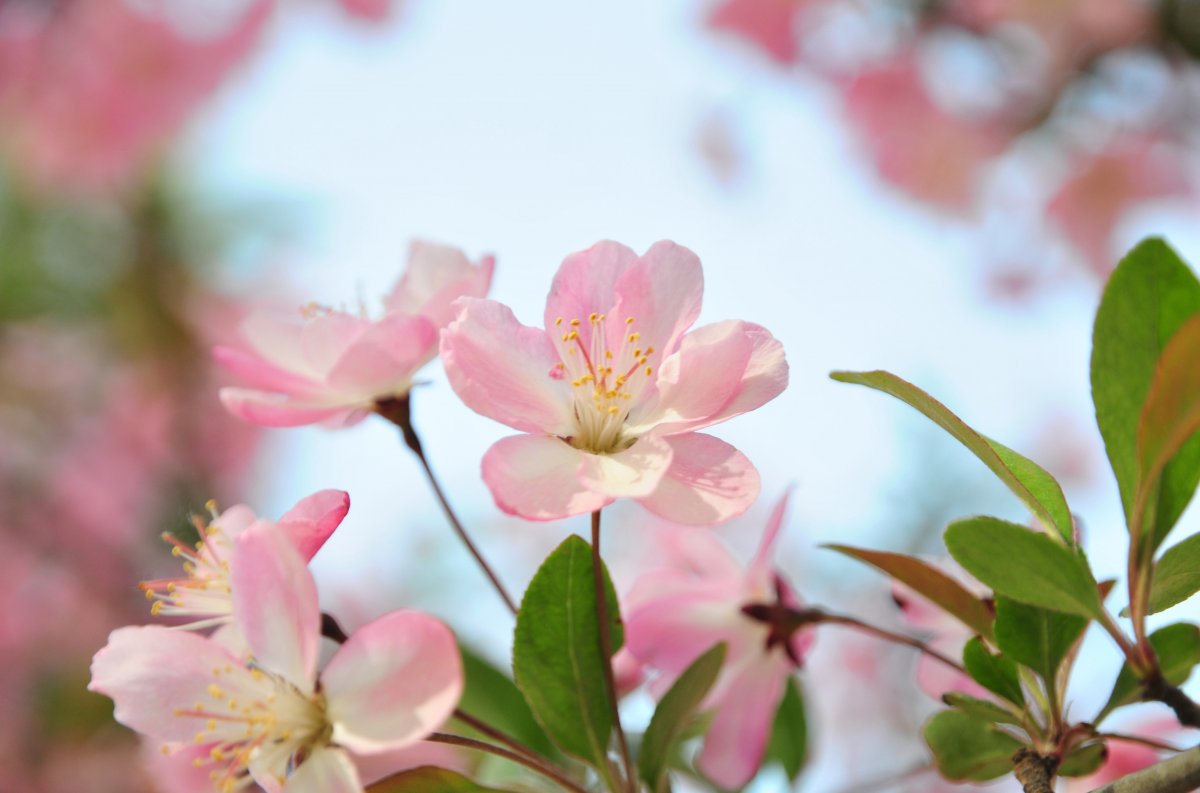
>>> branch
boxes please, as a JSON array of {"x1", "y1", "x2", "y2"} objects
[
  {"x1": 1012, "y1": 748, "x2": 1058, "y2": 793},
  {"x1": 1143, "y1": 674, "x2": 1200, "y2": 728},
  {"x1": 1088, "y1": 746, "x2": 1200, "y2": 793}
]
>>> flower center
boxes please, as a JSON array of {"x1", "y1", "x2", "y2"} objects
[
  {"x1": 550, "y1": 313, "x2": 656, "y2": 454},
  {"x1": 174, "y1": 663, "x2": 328, "y2": 792},
  {"x1": 139, "y1": 502, "x2": 236, "y2": 631}
]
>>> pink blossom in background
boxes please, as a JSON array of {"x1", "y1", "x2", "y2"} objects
[
  {"x1": 91, "y1": 522, "x2": 463, "y2": 793},
  {"x1": 707, "y1": 0, "x2": 809, "y2": 65},
  {"x1": 441, "y1": 240, "x2": 787, "y2": 524},
  {"x1": 1067, "y1": 719, "x2": 1183, "y2": 791},
  {"x1": 0, "y1": 0, "x2": 271, "y2": 195},
  {"x1": 843, "y1": 57, "x2": 1010, "y2": 212},
  {"x1": 1047, "y1": 137, "x2": 1195, "y2": 277},
  {"x1": 218, "y1": 241, "x2": 492, "y2": 427},
  {"x1": 336, "y1": 0, "x2": 398, "y2": 23},
  {"x1": 624, "y1": 493, "x2": 811, "y2": 788}
]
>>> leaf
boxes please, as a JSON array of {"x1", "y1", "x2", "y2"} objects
[
  {"x1": 1091, "y1": 238, "x2": 1200, "y2": 544},
  {"x1": 1148, "y1": 533, "x2": 1200, "y2": 615},
  {"x1": 456, "y1": 646, "x2": 558, "y2": 761},
  {"x1": 942, "y1": 692, "x2": 1023, "y2": 726},
  {"x1": 512, "y1": 535, "x2": 624, "y2": 771},
  {"x1": 1058, "y1": 742, "x2": 1108, "y2": 778},
  {"x1": 368, "y1": 767, "x2": 513, "y2": 793},
  {"x1": 1099, "y1": 622, "x2": 1200, "y2": 721},
  {"x1": 764, "y1": 676, "x2": 808, "y2": 781},
  {"x1": 992, "y1": 596, "x2": 1088, "y2": 687},
  {"x1": 824, "y1": 544, "x2": 994, "y2": 640},
  {"x1": 962, "y1": 637, "x2": 1024, "y2": 706},
  {"x1": 830, "y1": 370, "x2": 1074, "y2": 543},
  {"x1": 944, "y1": 516, "x2": 1102, "y2": 618},
  {"x1": 639, "y1": 643, "x2": 727, "y2": 793},
  {"x1": 1136, "y1": 315, "x2": 1200, "y2": 551},
  {"x1": 923, "y1": 710, "x2": 1023, "y2": 782}
]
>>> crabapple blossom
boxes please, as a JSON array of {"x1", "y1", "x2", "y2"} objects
[
  {"x1": 90, "y1": 522, "x2": 462, "y2": 793},
  {"x1": 217, "y1": 241, "x2": 492, "y2": 428},
  {"x1": 624, "y1": 493, "x2": 812, "y2": 788},
  {"x1": 441, "y1": 240, "x2": 787, "y2": 524}
]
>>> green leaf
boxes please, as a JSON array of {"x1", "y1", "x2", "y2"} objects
[
  {"x1": 1099, "y1": 622, "x2": 1200, "y2": 721},
  {"x1": 923, "y1": 710, "x2": 1023, "y2": 782},
  {"x1": 457, "y1": 646, "x2": 558, "y2": 761},
  {"x1": 942, "y1": 692, "x2": 1023, "y2": 726},
  {"x1": 830, "y1": 370, "x2": 1074, "y2": 543},
  {"x1": 639, "y1": 643, "x2": 727, "y2": 793},
  {"x1": 368, "y1": 767, "x2": 513, "y2": 793},
  {"x1": 945, "y1": 516, "x2": 1102, "y2": 618},
  {"x1": 963, "y1": 637, "x2": 1024, "y2": 707},
  {"x1": 824, "y1": 544, "x2": 994, "y2": 640},
  {"x1": 1148, "y1": 533, "x2": 1200, "y2": 614},
  {"x1": 992, "y1": 596, "x2": 1088, "y2": 686},
  {"x1": 512, "y1": 535, "x2": 624, "y2": 771},
  {"x1": 1092, "y1": 238, "x2": 1200, "y2": 545},
  {"x1": 1059, "y1": 742, "x2": 1108, "y2": 778},
  {"x1": 764, "y1": 677, "x2": 808, "y2": 781}
]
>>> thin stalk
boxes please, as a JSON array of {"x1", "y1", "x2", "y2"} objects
[
  {"x1": 453, "y1": 708, "x2": 553, "y2": 767},
  {"x1": 591, "y1": 510, "x2": 635, "y2": 793},
  {"x1": 818, "y1": 612, "x2": 966, "y2": 674},
  {"x1": 427, "y1": 732, "x2": 590, "y2": 793},
  {"x1": 377, "y1": 395, "x2": 518, "y2": 615}
]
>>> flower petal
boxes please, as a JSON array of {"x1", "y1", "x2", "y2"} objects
[
  {"x1": 213, "y1": 344, "x2": 325, "y2": 396},
  {"x1": 610, "y1": 240, "x2": 704, "y2": 359},
  {"x1": 441, "y1": 298, "x2": 573, "y2": 435},
  {"x1": 240, "y1": 312, "x2": 311, "y2": 375},
  {"x1": 481, "y1": 434, "x2": 612, "y2": 520},
  {"x1": 697, "y1": 655, "x2": 789, "y2": 789},
  {"x1": 219, "y1": 387, "x2": 354, "y2": 428},
  {"x1": 386, "y1": 240, "x2": 495, "y2": 329},
  {"x1": 749, "y1": 488, "x2": 792, "y2": 574},
  {"x1": 231, "y1": 523, "x2": 320, "y2": 690},
  {"x1": 324, "y1": 314, "x2": 437, "y2": 396},
  {"x1": 637, "y1": 433, "x2": 760, "y2": 525},
  {"x1": 321, "y1": 611, "x2": 463, "y2": 753},
  {"x1": 300, "y1": 312, "x2": 370, "y2": 376},
  {"x1": 625, "y1": 593, "x2": 746, "y2": 681},
  {"x1": 284, "y1": 747, "x2": 362, "y2": 793},
  {"x1": 89, "y1": 626, "x2": 250, "y2": 743},
  {"x1": 542, "y1": 240, "x2": 638, "y2": 335},
  {"x1": 577, "y1": 434, "x2": 673, "y2": 498},
  {"x1": 277, "y1": 489, "x2": 351, "y2": 561}
]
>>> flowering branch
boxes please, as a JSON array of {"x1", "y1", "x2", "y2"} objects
[{"x1": 1012, "y1": 748, "x2": 1058, "y2": 793}]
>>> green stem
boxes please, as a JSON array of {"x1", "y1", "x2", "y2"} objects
[{"x1": 426, "y1": 732, "x2": 590, "y2": 793}]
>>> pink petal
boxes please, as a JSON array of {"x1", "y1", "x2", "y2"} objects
[
  {"x1": 212, "y1": 345, "x2": 324, "y2": 396},
  {"x1": 284, "y1": 747, "x2": 362, "y2": 793},
  {"x1": 321, "y1": 611, "x2": 463, "y2": 754},
  {"x1": 441, "y1": 298, "x2": 573, "y2": 435},
  {"x1": 300, "y1": 312, "x2": 370, "y2": 376},
  {"x1": 625, "y1": 592, "x2": 748, "y2": 680},
  {"x1": 386, "y1": 241, "x2": 495, "y2": 329},
  {"x1": 542, "y1": 240, "x2": 638, "y2": 341},
  {"x1": 219, "y1": 387, "x2": 353, "y2": 428},
  {"x1": 577, "y1": 434, "x2": 673, "y2": 498},
  {"x1": 277, "y1": 489, "x2": 351, "y2": 561},
  {"x1": 481, "y1": 434, "x2": 612, "y2": 520},
  {"x1": 625, "y1": 531, "x2": 744, "y2": 610},
  {"x1": 638, "y1": 320, "x2": 754, "y2": 433},
  {"x1": 749, "y1": 488, "x2": 792, "y2": 574},
  {"x1": 324, "y1": 314, "x2": 437, "y2": 395},
  {"x1": 231, "y1": 523, "x2": 320, "y2": 690},
  {"x1": 89, "y1": 626, "x2": 249, "y2": 743},
  {"x1": 610, "y1": 240, "x2": 704, "y2": 360},
  {"x1": 240, "y1": 312, "x2": 310, "y2": 374},
  {"x1": 351, "y1": 741, "x2": 472, "y2": 786},
  {"x1": 212, "y1": 504, "x2": 258, "y2": 537},
  {"x1": 637, "y1": 433, "x2": 760, "y2": 525},
  {"x1": 697, "y1": 655, "x2": 790, "y2": 789}
]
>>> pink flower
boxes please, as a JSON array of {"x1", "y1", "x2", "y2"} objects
[
  {"x1": 707, "y1": 0, "x2": 810, "y2": 65},
  {"x1": 1067, "y1": 719, "x2": 1182, "y2": 791},
  {"x1": 139, "y1": 490, "x2": 350, "y2": 634},
  {"x1": 217, "y1": 241, "x2": 493, "y2": 428},
  {"x1": 441, "y1": 240, "x2": 787, "y2": 524},
  {"x1": 624, "y1": 494, "x2": 812, "y2": 788},
  {"x1": 91, "y1": 522, "x2": 463, "y2": 793}
]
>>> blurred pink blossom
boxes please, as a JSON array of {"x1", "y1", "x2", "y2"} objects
[
  {"x1": 708, "y1": 0, "x2": 810, "y2": 65},
  {"x1": 1067, "y1": 719, "x2": 1183, "y2": 791}
]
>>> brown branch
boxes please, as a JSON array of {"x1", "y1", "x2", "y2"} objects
[
  {"x1": 1142, "y1": 674, "x2": 1200, "y2": 728},
  {"x1": 1012, "y1": 748, "x2": 1058, "y2": 793},
  {"x1": 1088, "y1": 746, "x2": 1200, "y2": 793},
  {"x1": 426, "y1": 732, "x2": 590, "y2": 793}
]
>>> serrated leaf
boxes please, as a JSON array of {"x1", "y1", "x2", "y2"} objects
[
  {"x1": 923, "y1": 710, "x2": 1023, "y2": 782},
  {"x1": 963, "y1": 637, "x2": 1024, "y2": 706},
  {"x1": 639, "y1": 643, "x2": 726, "y2": 793},
  {"x1": 945, "y1": 517, "x2": 1101, "y2": 618},
  {"x1": 1099, "y1": 622, "x2": 1200, "y2": 721},
  {"x1": 942, "y1": 692, "x2": 1023, "y2": 726},
  {"x1": 764, "y1": 677, "x2": 807, "y2": 781},
  {"x1": 512, "y1": 535, "x2": 623, "y2": 772},
  {"x1": 831, "y1": 370, "x2": 1074, "y2": 542},
  {"x1": 825, "y1": 544, "x2": 993, "y2": 640},
  {"x1": 1058, "y1": 742, "x2": 1108, "y2": 778},
  {"x1": 993, "y1": 596, "x2": 1089, "y2": 687},
  {"x1": 457, "y1": 646, "x2": 558, "y2": 761},
  {"x1": 367, "y1": 767, "x2": 513, "y2": 792},
  {"x1": 1092, "y1": 238, "x2": 1200, "y2": 545},
  {"x1": 1148, "y1": 533, "x2": 1200, "y2": 614}
]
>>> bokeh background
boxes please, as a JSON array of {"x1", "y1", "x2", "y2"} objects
[{"x1": 4, "y1": 0, "x2": 1200, "y2": 790}]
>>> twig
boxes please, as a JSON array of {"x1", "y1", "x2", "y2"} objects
[
  {"x1": 1012, "y1": 748, "x2": 1058, "y2": 793},
  {"x1": 817, "y1": 612, "x2": 967, "y2": 674},
  {"x1": 320, "y1": 612, "x2": 349, "y2": 644},
  {"x1": 426, "y1": 732, "x2": 590, "y2": 793},
  {"x1": 1142, "y1": 673, "x2": 1200, "y2": 728},
  {"x1": 1088, "y1": 746, "x2": 1200, "y2": 793},
  {"x1": 592, "y1": 510, "x2": 635, "y2": 793}
]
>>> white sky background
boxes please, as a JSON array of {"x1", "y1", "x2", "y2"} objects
[{"x1": 187, "y1": 1, "x2": 1200, "y2": 788}]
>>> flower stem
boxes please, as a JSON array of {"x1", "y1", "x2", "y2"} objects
[
  {"x1": 816, "y1": 611, "x2": 966, "y2": 673},
  {"x1": 426, "y1": 732, "x2": 590, "y2": 793},
  {"x1": 376, "y1": 395, "x2": 518, "y2": 616},
  {"x1": 591, "y1": 509, "x2": 635, "y2": 793}
]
